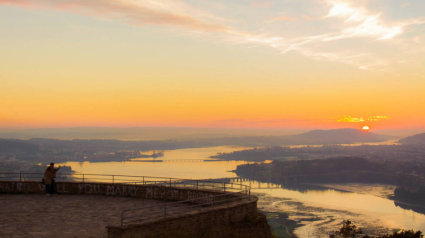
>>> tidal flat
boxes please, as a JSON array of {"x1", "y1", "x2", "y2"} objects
[{"x1": 254, "y1": 183, "x2": 422, "y2": 238}]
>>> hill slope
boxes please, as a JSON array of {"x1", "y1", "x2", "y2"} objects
[
  {"x1": 399, "y1": 133, "x2": 425, "y2": 144},
  {"x1": 285, "y1": 128, "x2": 397, "y2": 144}
]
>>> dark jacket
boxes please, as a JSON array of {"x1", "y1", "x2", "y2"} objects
[{"x1": 43, "y1": 166, "x2": 59, "y2": 185}]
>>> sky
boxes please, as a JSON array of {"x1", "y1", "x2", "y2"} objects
[{"x1": 0, "y1": 0, "x2": 424, "y2": 131}]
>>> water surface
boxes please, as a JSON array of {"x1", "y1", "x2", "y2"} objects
[
  {"x1": 59, "y1": 146, "x2": 251, "y2": 179},
  {"x1": 58, "y1": 146, "x2": 425, "y2": 237}
]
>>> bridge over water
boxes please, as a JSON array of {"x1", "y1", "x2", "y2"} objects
[{"x1": 218, "y1": 171, "x2": 406, "y2": 189}]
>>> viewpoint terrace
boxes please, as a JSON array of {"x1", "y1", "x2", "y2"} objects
[{"x1": 0, "y1": 174, "x2": 272, "y2": 238}]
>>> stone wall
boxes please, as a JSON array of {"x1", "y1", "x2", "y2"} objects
[
  {"x1": 0, "y1": 181, "x2": 272, "y2": 238},
  {"x1": 107, "y1": 200, "x2": 273, "y2": 238},
  {"x1": 0, "y1": 181, "x2": 239, "y2": 205}
]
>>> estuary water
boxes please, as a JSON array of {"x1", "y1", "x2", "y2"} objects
[
  {"x1": 58, "y1": 146, "x2": 425, "y2": 238},
  {"x1": 58, "y1": 146, "x2": 252, "y2": 179},
  {"x1": 251, "y1": 183, "x2": 425, "y2": 238}
]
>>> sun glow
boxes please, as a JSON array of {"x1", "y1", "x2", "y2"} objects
[{"x1": 362, "y1": 126, "x2": 370, "y2": 130}]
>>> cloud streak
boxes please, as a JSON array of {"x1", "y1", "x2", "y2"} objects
[
  {"x1": 264, "y1": 16, "x2": 298, "y2": 23},
  {"x1": 0, "y1": 0, "x2": 232, "y2": 32},
  {"x1": 243, "y1": 1, "x2": 425, "y2": 70},
  {"x1": 287, "y1": 1, "x2": 425, "y2": 47},
  {"x1": 323, "y1": 1, "x2": 422, "y2": 41},
  {"x1": 337, "y1": 116, "x2": 390, "y2": 123},
  {"x1": 1, "y1": 0, "x2": 424, "y2": 71}
]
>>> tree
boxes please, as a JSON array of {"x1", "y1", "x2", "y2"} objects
[
  {"x1": 381, "y1": 230, "x2": 423, "y2": 238},
  {"x1": 329, "y1": 220, "x2": 423, "y2": 238},
  {"x1": 330, "y1": 220, "x2": 365, "y2": 238}
]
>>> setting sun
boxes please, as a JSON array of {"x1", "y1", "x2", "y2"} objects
[{"x1": 362, "y1": 126, "x2": 370, "y2": 130}]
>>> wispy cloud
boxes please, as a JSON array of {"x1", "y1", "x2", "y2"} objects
[
  {"x1": 302, "y1": 15, "x2": 313, "y2": 21},
  {"x1": 291, "y1": 1, "x2": 425, "y2": 46},
  {"x1": 0, "y1": 0, "x2": 232, "y2": 32},
  {"x1": 413, "y1": 35, "x2": 425, "y2": 44},
  {"x1": 251, "y1": 0, "x2": 274, "y2": 8},
  {"x1": 367, "y1": 116, "x2": 390, "y2": 122},
  {"x1": 337, "y1": 115, "x2": 390, "y2": 123},
  {"x1": 2, "y1": 0, "x2": 424, "y2": 71},
  {"x1": 264, "y1": 16, "x2": 298, "y2": 23},
  {"x1": 242, "y1": 1, "x2": 425, "y2": 70},
  {"x1": 323, "y1": 1, "x2": 423, "y2": 41}
]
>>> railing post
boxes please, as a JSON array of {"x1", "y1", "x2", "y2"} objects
[
  {"x1": 249, "y1": 189, "x2": 251, "y2": 201},
  {"x1": 227, "y1": 195, "x2": 229, "y2": 207},
  {"x1": 169, "y1": 178, "x2": 171, "y2": 187},
  {"x1": 196, "y1": 180, "x2": 198, "y2": 190},
  {"x1": 83, "y1": 174, "x2": 85, "y2": 183},
  {"x1": 143, "y1": 177, "x2": 145, "y2": 184},
  {"x1": 223, "y1": 182, "x2": 226, "y2": 192},
  {"x1": 113, "y1": 175, "x2": 114, "y2": 184},
  {"x1": 19, "y1": 173, "x2": 22, "y2": 182}
]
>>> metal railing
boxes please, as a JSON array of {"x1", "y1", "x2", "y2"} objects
[
  {"x1": 120, "y1": 191, "x2": 250, "y2": 226},
  {"x1": 0, "y1": 173, "x2": 251, "y2": 226},
  {"x1": 0, "y1": 173, "x2": 248, "y2": 191}
]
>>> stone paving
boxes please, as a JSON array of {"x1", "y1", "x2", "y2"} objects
[{"x1": 0, "y1": 194, "x2": 181, "y2": 238}]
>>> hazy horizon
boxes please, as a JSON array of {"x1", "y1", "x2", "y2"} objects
[{"x1": 1, "y1": 126, "x2": 424, "y2": 140}]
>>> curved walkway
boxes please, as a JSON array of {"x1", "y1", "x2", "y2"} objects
[{"x1": 0, "y1": 194, "x2": 185, "y2": 238}]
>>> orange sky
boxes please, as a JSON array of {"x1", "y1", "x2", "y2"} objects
[{"x1": 1, "y1": 0, "x2": 424, "y2": 130}]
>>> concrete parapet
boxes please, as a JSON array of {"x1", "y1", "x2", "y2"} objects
[
  {"x1": 0, "y1": 181, "x2": 272, "y2": 238},
  {"x1": 0, "y1": 181, "x2": 238, "y2": 204},
  {"x1": 107, "y1": 201, "x2": 272, "y2": 238}
]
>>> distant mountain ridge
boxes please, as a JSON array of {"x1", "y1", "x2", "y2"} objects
[
  {"x1": 398, "y1": 133, "x2": 425, "y2": 144},
  {"x1": 287, "y1": 128, "x2": 397, "y2": 144},
  {"x1": 0, "y1": 129, "x2": 398, "y2": 155}
]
